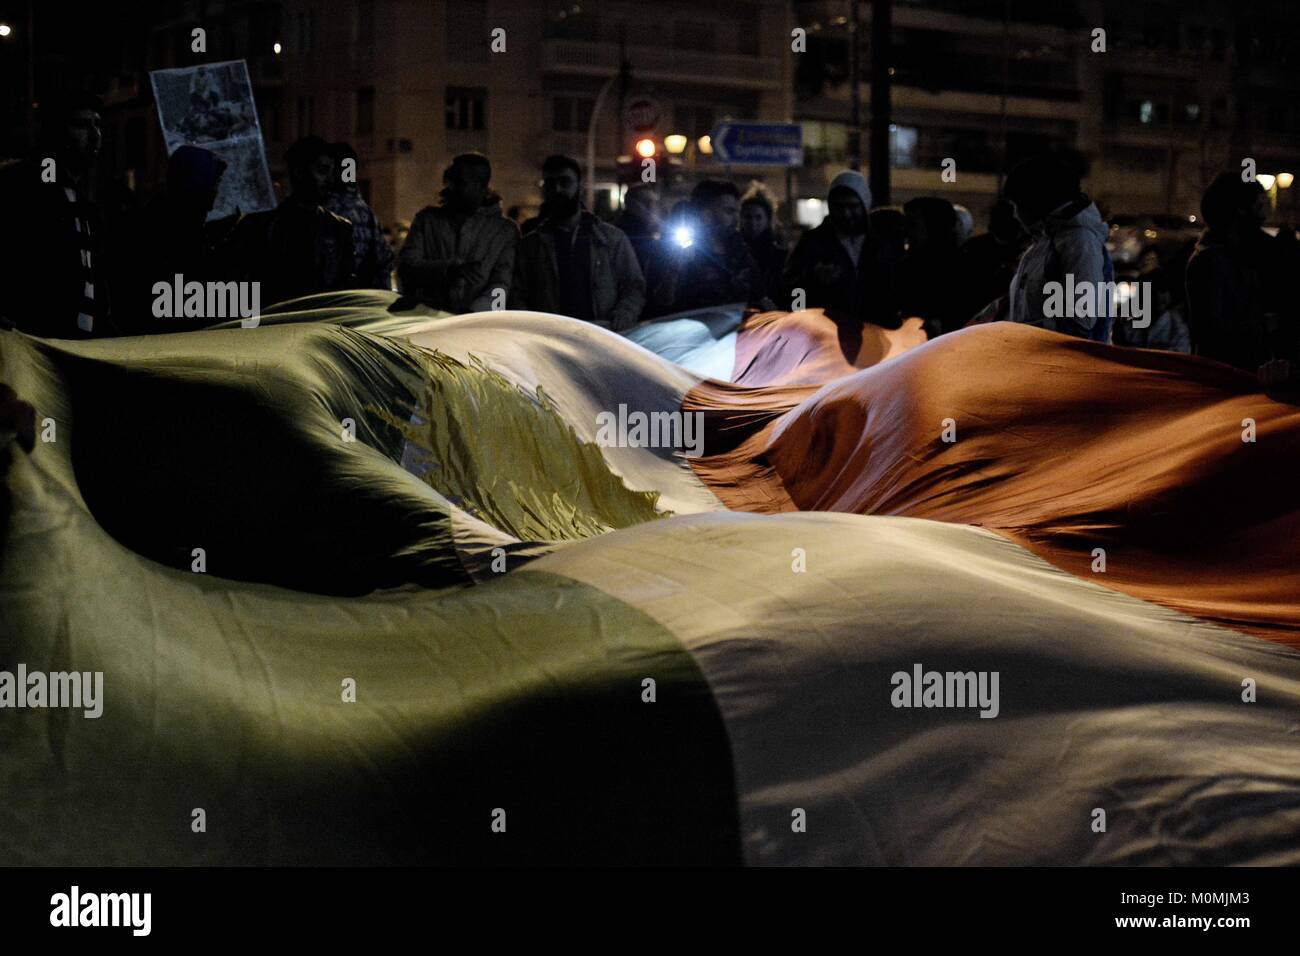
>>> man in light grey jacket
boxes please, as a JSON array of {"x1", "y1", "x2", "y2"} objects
[
  {"x1": 398, "y1": 153, "x2": 519, "y2": 313},
  {"x1": 1004, "y1": 156, "x2": 1114, "y2": 342}
]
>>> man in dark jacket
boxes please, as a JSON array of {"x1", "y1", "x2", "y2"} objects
[
  {"x1": 0, "y1": 90, "x2": 113, "y2": 337},
  {"x1": 961, "y1": 198, "x2": 1029, "y2": 319},
  {"x1": 114, "y1": 145, "x2": 229, "y2": 334},
  {"x1": 616, "y1": 184, "x2": 662, "y2": 277},
  {"x1": 399, "y1": 153, "x2": 519, "y2": 313},
  {"x1": 1184, "y1": 173, "x2": 1280, "y2": 378},
  {"x1": 324, "y1": 142, "x2": 395, "y2": 291},
  {"x1": 229, "y1": 135, "x2": 355, "y2": 306},
  {"x1": 648, "y1": 180, "x2": 769, "y2": 316},
  {"x1": 782, "y1": 170, "x2": 896, "y2": 325},
  {"x1": 510, "y1": 155, "x2": 645, "y2": 330},
  {"x1": 896, "y1": 196, "x2": 971, "y2": 335}
]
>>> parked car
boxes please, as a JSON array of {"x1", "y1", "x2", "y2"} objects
[{"x1": 1106, "y1": 213, "x2": 1202, "y2": 273}]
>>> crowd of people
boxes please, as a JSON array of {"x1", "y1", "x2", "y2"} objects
[{"x1": 2, "y1": 91, "x2": 1299, "y2": 389}]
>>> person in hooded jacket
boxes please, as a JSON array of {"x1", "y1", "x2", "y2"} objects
[
  {"x1": 398, "y1": 153, "x2": 519, "y2": 313},
  {"x1": 113, "y1": 145, "x2": 229, "y2": 334},
  {"x1": 781, "y1": 170, "x2": 898, "y2": 326},
  {"x1": 1003, "y1": 155, "x2": 1114, "y2": 341},
  {"x1": 1185, "y1": 173, "x2": 1275, "y2": 375}
]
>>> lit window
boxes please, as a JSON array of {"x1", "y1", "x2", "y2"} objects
[{"x1": 889, "y1": 125, "x2": 918, "y2": 168}]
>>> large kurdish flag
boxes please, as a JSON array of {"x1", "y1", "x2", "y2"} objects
[{"x1": 2, "y1": 291, "x2": 1298, "y2": 865}]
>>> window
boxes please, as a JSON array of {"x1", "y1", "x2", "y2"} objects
[
  {"x1": 1104, "y1": 144, "x2": 1166, "y2": 172},
  {"x1": 549, "y1": 1, "x2": 598, "y2": 41},
  {"x1": 356, "y1": 87, "x2": 375, "y2": 136},
  {"x1": 675, "y1": 20, "x2": 716, "y2": 52},
  {"x1": 889, "y1": 125, "x2": 918, "y2": 168},
  {"x1": 552, "y1": 95, "x2": 595, "y2": 132},
  {"x1": 445, "y1": 87, "x2": 486, "y2": 131}
]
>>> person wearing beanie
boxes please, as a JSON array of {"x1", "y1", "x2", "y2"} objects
[{"x1": 781, "y1": 169, "x2": 898, "y2": 326}]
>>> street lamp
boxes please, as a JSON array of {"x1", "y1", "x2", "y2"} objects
[
  {"x1": 1257, "y1": 173, "x2": 1276, "y2": 191},
  {"x1": 697, "y1": 134, "x2": 712, "y2": 156},
  {"x1": 1277, "y1": 172, "x2": 1294, "y2": 190},
  {"x1": 0, "y1": 24, "x2": 13, "y2": 37},
  {"x1": 634, "y1": 137, "x2": 656, "y2": 159},
  {"x1": 663, "y1": 134, "x2": 687, "y2": 155}
]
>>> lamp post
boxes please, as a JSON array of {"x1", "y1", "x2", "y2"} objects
[
  {"x1": 585, "y1": 73, "x2": 618, "y2": 212},
  {"x1": 1278, "y1": 172, "x2": 1294, "y2": 220}
]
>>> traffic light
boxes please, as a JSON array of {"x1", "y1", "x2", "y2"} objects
[{"x1": 617, "y1": 136, "x2": 662, "y2": 183}]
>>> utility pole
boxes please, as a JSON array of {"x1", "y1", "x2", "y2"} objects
[
  {"x1": 868, "y1": 0, "x2": 892, "y2": 204},
  {"x1": 848, "y1": 0, "x2": 861, "y2": 170},
  {"x1": 997, "y1": 0, "x2": 1010, "y2": 193},
  {"x1": 585, "y1": 34, "x2": 630, "y2": 211},
  {"x1": 25, "y1": 0, "x2": 35, "y2": 151},
  {"x1": 615, "y1": 26, "x2": 628, "y2": 161}
]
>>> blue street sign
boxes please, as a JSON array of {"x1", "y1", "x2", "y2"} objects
[{"x1": 710, "y1": 122, "x2": 803, "y2": 166}]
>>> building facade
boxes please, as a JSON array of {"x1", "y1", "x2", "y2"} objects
[
  {"x1": 28, "y1": 0, "x2": 1300, "y2": 231},
  {"x1": 793, "y1": 0, "x2": 1300, "y2": 226}
]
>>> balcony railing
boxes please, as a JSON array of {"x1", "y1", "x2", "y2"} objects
[{"x1": 542, "y1": 40, "x2": 782, "y2": 90}]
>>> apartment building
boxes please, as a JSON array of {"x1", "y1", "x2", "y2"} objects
[
  {"x1": 794, "y1": 0, "x2": 1089, "y2": 225},
  {"x1": 48, "y1": 0, "x2": 1300, "y2": 231},
  {"x1": 1082, "y1": 0, "x2": 1300, "y2": 221},
  {"x1": 274, "y1": 0, "x2": 796, "y2": 224},
  {"x1": 794, "y1": 0, "x2": 1300, "y2": 226}
]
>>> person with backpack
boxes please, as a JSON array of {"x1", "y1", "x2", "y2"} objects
[{"x1": 1003, "y1": 156, "x2": 1114, "y2": 342}]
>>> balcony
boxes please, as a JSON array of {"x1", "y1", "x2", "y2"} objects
[{"x1": 542, "y1": 40, "x2": 782, "y2": 91}]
